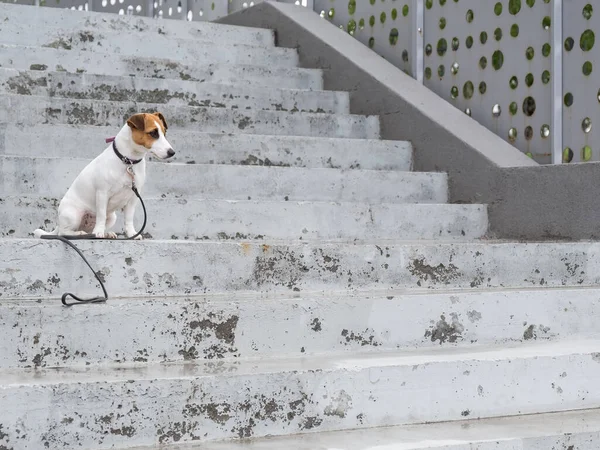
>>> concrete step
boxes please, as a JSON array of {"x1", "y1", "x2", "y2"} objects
[
  {"x1": 2, "y1": 286, "x2": 598, "y2": 369},
  {"x1": 0, "y1": 156, "x2": 442, "y2": 202},
  {"x1": 1, "y1": 340, "x2": 599, "y2": 447},
  {"x1": 0, "y1": 44, "x2": 323, "y2": 90},
  {"x1": 0, "y1": 125, "x2": 412, "y2": 170},
  {"x1": 0, "y1": 23, "x2": 298, "y2": 68},
  {"x1": 0, "y1": 2, "x2": 275, "y2": 48},
  {"x1": 138, "y1": 408, "x2": 600, "y2": 450},
  {"x1": 0, "y1": 94, "x2": 380, "y2": 139},
  {"x1": 0, "y1": 196, "x2": 487, "y2": 241},
  {"x1": 0, "y1": 68, "x2": 349, "y2": 114},
  {"x1": 0, "y1": 239, "x2": 598, "y2": 299}
]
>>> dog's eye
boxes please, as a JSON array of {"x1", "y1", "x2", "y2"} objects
[{"x1": 148, "y1": 129, "x2": 159, "y2": 139}]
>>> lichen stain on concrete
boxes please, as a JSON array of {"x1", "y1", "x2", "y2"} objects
[
  {"x1": 251, "y1": 248, "x2": 309, "y2": 291},
  {"x1": 0, "y1": 424, "x2": 10, "y2": 449},
  {"x1": 467, "y1": 310, "x2": 482, "y2": 322},
  {"x1": 425, "y1": 313, "x2": 464, "y2": 344},
  {"x1": 408, "y1": 257, "x2": 461, "y2": 285},
  {"x1": 340, "y1": 329, "x2": 380, "y2": 347},
  {"x1": 5, "y1": 72, "x2": 48, "y2": 95},
  {"x1": 324, "y1": 390, "x2": 352, "y2": 418},
  {"x1": 523, "y1": 323, "x2": 551, "y2": 341},
  {"x1": 310, "y1": 318, "x2": 322, "y2": 332},
  {"x1": 169, "y1": 306, "x2": 240, "y2": 360}
]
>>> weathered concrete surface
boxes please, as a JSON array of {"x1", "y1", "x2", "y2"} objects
[
  {"x1": 0, "y1": 124, "x2": 412, "y2": 170},
  {"x1": 0, "y1": 156, "x2": 445, "y2": 203},
  {"x1": 1, "y1": 239, "x2": 600, "y2": 299},
  {"x1": 0, "y1": 44, "x2": 324, "y2": 90},
  {"x1": 0, "y1": 23, "x2": 298, "y2": 68},
  {"x1": 0, "y1": 94, "x2": 380, "y2": 139},
  {"x1": 0, "y1": 196, "x2": 487, "y2": 240},
  {"x1": 0, "y1": 2, "x2": 276, "y2": 47},
  {"x1": 1, "y1": 340, "x2": 600, "y2": 448},
  {"x1": 1, "y1": 286, "x2": 599, "y2": 369},
  {"x1": 0, "y1": 68, "x2": 349, "y2": 114},
  {"x1": 148, "y1": 408, "x2": 600, "y2": 450},
  {"x1": 218, "y1": 3, "x2": 600, "y2": 241}
]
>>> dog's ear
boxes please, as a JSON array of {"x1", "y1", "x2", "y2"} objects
[
  {"x1": 153, "y1": 112, "x2": 168, "y2": 132},
  {"x1": 127, "y1": 113, "x2": 146, "y2": 131}
]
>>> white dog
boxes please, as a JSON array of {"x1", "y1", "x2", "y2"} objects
[{"x1": 34, "y1": 112, "x2": 175, "y2": 239}]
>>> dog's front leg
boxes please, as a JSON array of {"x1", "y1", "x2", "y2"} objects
[
  {"x1": 92, "y1": 190, "x2": 109, "y2": 238},
  {"x1": 124, "y1": 196, "x2": 143, "y2": 240}
]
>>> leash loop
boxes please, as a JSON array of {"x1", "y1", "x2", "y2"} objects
[{"x1": 41, "y1": 183, "x2": 147, "y2": 307}]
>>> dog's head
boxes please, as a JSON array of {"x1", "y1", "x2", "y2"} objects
[{"x1": 126, "y1": 112, "x2": 175, "y2": 160}]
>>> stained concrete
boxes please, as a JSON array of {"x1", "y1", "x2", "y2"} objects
[
  {"x1": 0, "y1": 43, "x2": 324, "y2": 90},
  {"x1": 0, "y1": 156, "x2": 445, "y2": 202},
  {"x1": 1, "y1": 287, "x2": 599, "y2": 369},
  {"x1": 0, "y1": 1, "x2": 276, "y2": 47},
  {"x1": 0, "y1": 68, "x2": 349, "y2": 114},
  {"x1": 0, "y1": 94, "x2": 380, "y2": 139},
  {"x1": 1, "y1": 239, "x2": 600, "y2": 299},
  {"x1": 0, "y1": 22, "x2": 298, "y2": 68},
  {"x1": 135, "y1": 408, "x2": 600, "y2": 450},
  {"x1": 0, "y1": 124, "x2": 412, "y2": 170},
  {"x1": 1, "y1": 340, "x2": 600, "y2": 447}
]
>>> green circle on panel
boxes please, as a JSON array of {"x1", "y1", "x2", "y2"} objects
[
  {"x1": 492, "y1": 50, "x2": 504, "y2": 70},
  {"x1": 463, "y1": 81, "x2": 474, "y2": 99},
  {"x1": 564, "y1": 37, "x2": 574, "y2": 51},
  {"x1": 580, "y1": 30, "x2": 595, "y2": 51},
  {"x1": 542, "y1": 43, "x2": 551, "y2": 56},
  {"x1": 526, "y1": 46, "x2": 534, "y2": 60},
  {"x1": 437, "y1": 38, "x2": 448, "y2": 56},
  {"x1": 348, "y1": 0, "x2": 356, "y2": 15},
  {"x1": 523, "y1": 96, "x2": 536, "y2": 116},
  {"x1": 564, "y1": 92, "x2": 573, "y2": 107},
  {"x1": 542, "y1": 70, "x2": 550, "y2": 84},
  {"x1": 582, "y1": 145, "x2": 592, "y2": 161}
]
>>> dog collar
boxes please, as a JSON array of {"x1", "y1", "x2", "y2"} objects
[{"x1": 112, "y1": 141, "x2": 142, "y2": 165}]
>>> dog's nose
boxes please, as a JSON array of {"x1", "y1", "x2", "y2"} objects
[{"x1": 167, "y1": 149, "x2": 175, "y2": 158}]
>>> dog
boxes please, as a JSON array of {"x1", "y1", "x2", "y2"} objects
[{"x1": 34, "y1": 112, "x2": 175, "y2": 239}]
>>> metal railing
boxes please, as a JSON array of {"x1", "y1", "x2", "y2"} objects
[{"x1": 2, "y1": 0, "x2": 596, "y2": 165}]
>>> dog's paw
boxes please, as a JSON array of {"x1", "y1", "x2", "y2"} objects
[
  {"x1": 94, "y1": 231, "x2": 105, "y2": 239},
  {"x1": 106, "y1": 232, "x2": 118, "y2": 239},
  {"x1": 132, "y1": 234, "x2": 143, "y2": 240}
]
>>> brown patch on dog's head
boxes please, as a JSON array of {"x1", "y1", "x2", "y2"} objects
[
  {"x1": 126, "y1": 112, "x2": 166, "y2": 149},
  {"x1": 153, "y1": 111, "x2": 168, "y2": 134}
]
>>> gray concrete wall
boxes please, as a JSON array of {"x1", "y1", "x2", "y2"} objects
[{"x1": 218, "y1": 2, "x2": 600, "y2": 240}]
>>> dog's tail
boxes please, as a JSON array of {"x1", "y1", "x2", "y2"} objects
[{"x1": 33, "y1": 227, "x2": 58, "y2": 239}]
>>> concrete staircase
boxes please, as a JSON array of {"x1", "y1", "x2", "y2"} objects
[{"x1": 0, "y1": 3, "x2": 599, "y2": 449}]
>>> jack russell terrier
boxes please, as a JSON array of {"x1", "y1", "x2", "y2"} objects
[{"x1": 34, "y1": 112, "x2": 175, "y2": 239}]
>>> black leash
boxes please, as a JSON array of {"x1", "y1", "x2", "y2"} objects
[{"x1": 40, "y1": 184, "x2": 147, "y2": 307}]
